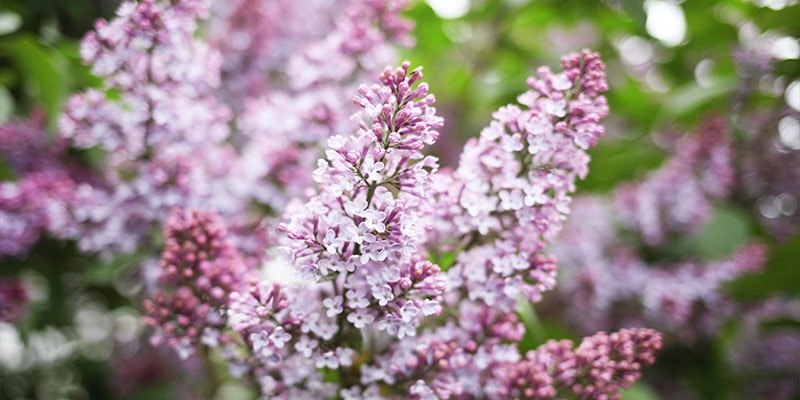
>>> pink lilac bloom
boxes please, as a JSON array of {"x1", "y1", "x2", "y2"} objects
[
  {"x1": 615, "y1": 117, "x2": 735, "y2": 246},
  {"x1": 0, "y1": 171, "x2": 78, "y2": 256},
  {"x1": 143, "y1": 208, "x2": 253, "y2": 359},
  {"x1": 365, "y1": 321, "x2": 660, "y2": 399},
  {"x1": 208, "y1": 0, "x2": 411, "y2": 105},
  {"x1": 0, "y1": 114, "x2": 85, "y2": 257},
  {"x1": 728, "y1": 298, "x2": 800, "y2": 400},
  {"x1": 551, "y1": 120, "x2": 766, "y2": 340},
  {"x1": 279, "y1": 61, "x2": 446, "y2": 341},
  {"x1": 427, "y1": 49, "x2": 609, "y2": 312},
  {"x1": 0, "y1": 278, "x2": 28, "y2": 323},
  {"x1": 554, "y1": 195, "x2": 765, "y2": 339},
  {"x1": 206, "y1": 0, "x2": 339, "y2": 103},
  {"x1": 239, "y1": 52, "x2": 662, "y2": 399},
  {"x1": 225, "y1": 281, "x2": 339, "y2": 398},
  {"x1": 58, "y1": 0, "x2": 249, "y2": 257},
  {"x1": 498, "y1": 328, "x2": 662, "y2": 400},
  {"x1": 222, "y1": 62, "x2": 445, "y2": 398}
]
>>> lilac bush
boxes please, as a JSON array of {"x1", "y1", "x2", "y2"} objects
[{"x1": 0, "y1": 0, "x2": 667, "y2": 398}]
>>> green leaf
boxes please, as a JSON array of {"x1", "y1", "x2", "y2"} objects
[
  {"x1": 83, "y1": 251, "x2": 147, "y2": 285},
  {"x1": 0, "y1": 35, "x2": 70, "y2": 125},
  {"x1": 659, "y1": 77, "x2": 737, "y2": 120},
  {"x1": 682, "y1": 205, "x2": 752, "y2": 259},
  {"x1": 621, "y1": 382, "x2": 661, "y2": 400},
  {"x1": 578, "y1": 141, "x2": 665, "y2": 193},
  {"x1": 727, "y1": 235, "x2": 800, "y2": 299},
  {"x1": 0, "y1": 85, "x2": 13, "y2": 123},
  {"x1": 434, "y1": 252, "x2": 456, "y2": 271}
]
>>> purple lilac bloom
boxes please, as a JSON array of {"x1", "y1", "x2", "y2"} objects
[
  {"x1": 260, "y1": 52, "x2": 660, "y2": 400},
  {"x1": 615, "y1": 117, "x2": 735, "y2": 245},
  {"x1": 728, "y1": 298, "x2": 800, "y2": 400},
  {"x1": 143, "y1": 208, "x2": 252, "y2": 359},
  {"x1": 225, "y1": 281, "x2": 338, "y2": 398},
  {"x1": 206, "y1": 0, "x2": 339, "y2": 103},
  {"x1": 58, "y1": 0, "x2": 248, "y2": 257},
  {"x1": 207, "y1": 0, "x2": 411, "y2": 106},
  {"x1": 552, "y1": 119, "x2": 766, "y2": 339},
  {"x1": 513, "y1": 328, "x2": 662, "y2": 400},
  {"x1": 427, "y1": 49, "x2": 609, "y2": 312},
  {"x1": 365, "y1": 322, "x2": 661, "y2": 399},
  {"x1": 279, "y1": 62, "x2": 446, "y2": 339},
  {"x1": 229, "y1": 0, "x2": 414, "y2": 214},
  {"x1": 0, "y1": 114, "x2": 84, "y2": 257}
]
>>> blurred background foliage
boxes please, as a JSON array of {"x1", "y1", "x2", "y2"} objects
[{"x1": 0, "y1": 0, "x2": 798, "y2": 398}]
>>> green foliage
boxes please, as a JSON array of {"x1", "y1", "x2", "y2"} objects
[
  {"x1": 621, "y1": 382, "x2": 661, "y2": 400},
  {"x1": 728, "y1": 235, "x2": 800, "y2": 299},
  {"x1": 0, "y1": 36, "x2": 70, "y2": 125}
]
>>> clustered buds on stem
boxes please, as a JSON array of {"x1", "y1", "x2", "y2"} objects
[{"x1": 143, "y1": 208, "x2": 252, "y2": 359}]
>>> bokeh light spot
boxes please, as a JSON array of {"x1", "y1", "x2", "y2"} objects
[
  {"x1": 645, "y1": 0, "x2": 687, "y2": 47},
  {"x1": 426, "y1": 0, "x2": 470, "y2": 19}
]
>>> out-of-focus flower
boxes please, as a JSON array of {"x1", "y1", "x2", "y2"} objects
[
  {"x1": 552, "y1": 118, "x2": 766, "y2": 340},
  {"x1": 0, "y1": 278, "x2": 28, "y2": 323},
  {"x1": 143, "y1": 208, "x2": 252, "y2": 359}
]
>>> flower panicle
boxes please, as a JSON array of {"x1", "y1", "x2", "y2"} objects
[
  {"x1": 143, "y1": 208, "x2": 251, "y2": 359},
  {"x1": 278, "y1": 62, "x2": 445, "y2": 343},
  {"x1": 429, "y1": 49, "x2": 609, "y2": 313}
]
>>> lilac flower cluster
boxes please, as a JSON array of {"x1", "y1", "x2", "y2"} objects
[
  {"x1": 5, "y1": 0, "x2": 415, "y2": 257},
  {"x1": 225, "y1": 281, "x2": 341, "y2": 397},
  {"x1": 143, "y1": 208, "x2": 252, "y2": 359},
  {"x1": 428, "y1": 49, "x2": 609, "y2": 311},
  {"x1": 0, "y1": 0, "x2": 668, "y2": 396},
  {"x1": 552, "y1": 119, "x2": 767, "y2": 339},
  {"x1": 206, "y1": 0, "x2": 338, "y2": 102},
  {"x1": 208, "y1": 0, "x2": 411, "y2": 105},
  {"x1": 229, "y1": 52, "x2": 661, "y2": 399},
  {"x1": 365, "y1": 322, "x2": 661, "y2": 399},
  {"x1": 497, "y1": 328, "x2": 662, "y2": 400},
  {"x1": 728, "y1": 298, "x2": 800, "y2": 399},
  {"x1": 0, "y1": 114, "x2": 83, "y2": 257},
  {"x1": 58, "y1": 0, "x2": 245, "y2": 257},
  {"x1": 615, "y1": 118, "x2": 735, "y2": 245},
  {"x1": 229, "y1": 0, "x2": 414, "y2": 213},
  {"x1": 280, "y1": 62, "x2": 446, "y2": 339}
]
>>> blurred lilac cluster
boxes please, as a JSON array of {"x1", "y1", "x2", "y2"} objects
[
  {"x1": 552, "y1": 119, "x2": 768, "y2": 340},
  {"x1": 0, "y1": 113, "x2": 88, "y2": 257}
]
